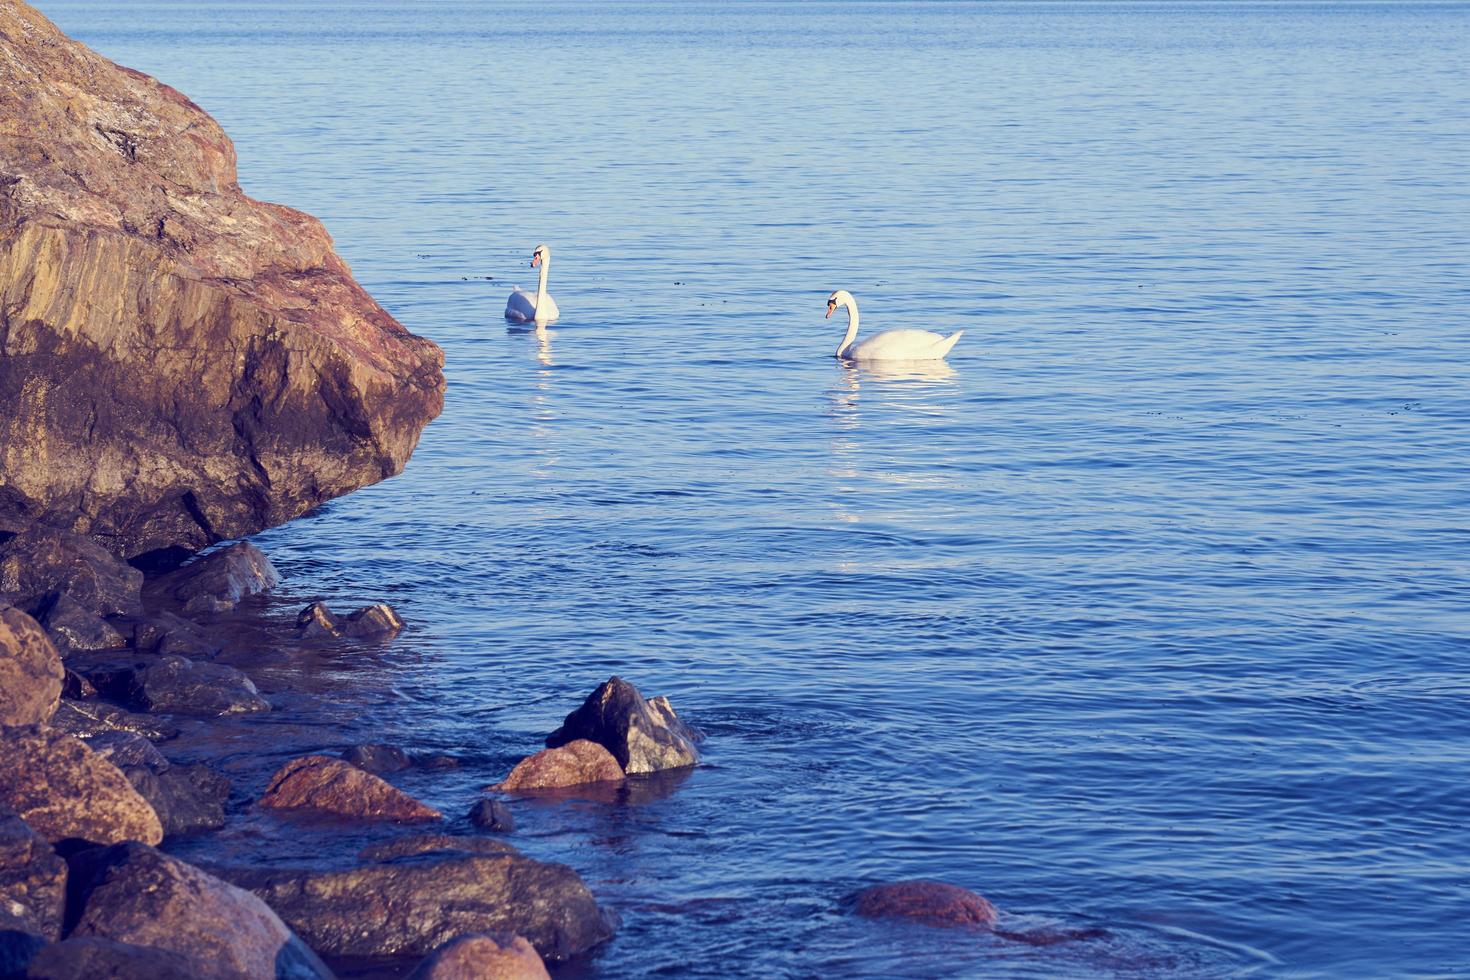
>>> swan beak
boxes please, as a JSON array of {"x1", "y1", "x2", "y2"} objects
[
  {"x1": 530, "y1": 255, "x2": 540, "y2": 268},
  {"x1": 825, "y1": 303, "x2": 835, "y2": 319}
]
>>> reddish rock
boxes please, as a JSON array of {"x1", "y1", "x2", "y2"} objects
[
  {"x1": 0, "y1": 725, "x2": 162, "y2": 845},
  {"x1": 0, "y1": 0, "x2": 444, "y2": 560},
  {"x1": 850, "y1": 880, "x2": 998, "y2": 928},
  {"x1": 0, "y1": 606, "x2": 63, "y2": 727},
  {"x1": 406, "y1": 933, "x2": 551, "y2": 980},
  {"x1": 493, "y1": 739, "x2": 625, "y2": 792},
  {"x1": 259, "y1": 754, "x2": 441, "y2": 822},
  {"x1": 546, "y1": 677, "x2": 700, "y2": 775}
]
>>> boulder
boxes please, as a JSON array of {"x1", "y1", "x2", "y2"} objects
[
  {"x1": 36, "y1": 593, "x2": 128, "y2": 653},
  {"x1": 0, "y1": 1, "x2": 445, "y2": 561},
  {"x1": 122, "y1": 655, "x2": 271, "y2": 716},
  {"x1": 259, "y1": 755, "x2": 440, "y2": 822},
  {"x1": 0, "y1": 725, "x2": 162, "y2": 845},
  {"x1": 24, "y1": 937, "x2": 201, "y2": 980},
  {"x1": 66, "y1": 842, "x2": 332, "y2": 978},
  {"x1": 342, "y1": 743, "x2": 411, "y2": 774},
  {"x1": 120, "y1": 611, "x2": 221, "y2": 658},
  {"x1": 123, "y1": 763, "x2": 229, "y2": 837},
  {"x1": 218, "y1": 853, "x2": 615, "y2": 962},
  {"x1": 405, "y1": 934, "x2": 551, "y2": 980},
  {"x1": 492, "y1": 740, "x2": 624, "y2": 793},
  {"x1": 359, "y1": 835, "x2": 519, "y2": 862},
  {"x1": 0, "y1": 606, "x2": 62, "y2": 727},
  {"x1": 0, "y1": 914, "x2": 47, "y2": 979},
  {"x1": 143, "y1": 542, "x2": 280, "y2": 614},
  {"x1": 0, "y1": 811, "x2": 66, "y2": 940},
  {"x1": 546, "y1": 678, "x2": 699, "y2": 775},
  {"x1": 0, "y1": 525, "x2": 142, "y2": 617},
  {"x1": 87, "y1": 731, "x2": 169, "y2": 770},
  {"x1": 848, "y1": 880, "x2": 998, "y2": 928},
  {"x1": 466, "y1": 799, "x2": 514, "y2": 833},
  {"x1": 48, "y1": 698, "x2": 179, "y2": 741},
  {"x1": 297, "y1": 601, "x2": 403, "y2": 639}
]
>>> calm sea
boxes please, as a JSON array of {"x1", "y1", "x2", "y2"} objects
[{"x1": 36, "y1": 1, "x2": 1470, "y2": 975}]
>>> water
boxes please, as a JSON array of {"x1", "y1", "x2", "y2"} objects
[{"x1": 33, "y1": 1, "x2": 1470, "y2": 975}]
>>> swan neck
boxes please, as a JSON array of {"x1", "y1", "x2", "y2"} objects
[
  {"x1": 535, "y1": 255, "x2": 550, "y2": 305},
  {"x1": 835, "y1": 299, "x2": 859, "y2": 357}
]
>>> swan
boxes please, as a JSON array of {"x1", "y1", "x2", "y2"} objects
[
  {"x1": 505, "y1": 244, "x2": 560, "y2": 324},
  {"x1": 827, "y1": 289, "x2": 962, "y2": 361}
]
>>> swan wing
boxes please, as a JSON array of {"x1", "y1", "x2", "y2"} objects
[
  {"x1": 505, "y1": 288, "x2": 537, "y2": 322},
  {"x1": 850, "y1": 329, "x2": 962, "y2": 361}
]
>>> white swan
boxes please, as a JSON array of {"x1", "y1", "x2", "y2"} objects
[
  {"x1": 505, "y1": 244, "x2": 560, "y2": 325},
  {"x1": 827, "y1": 290, "x2": 962, "y2": 361}
]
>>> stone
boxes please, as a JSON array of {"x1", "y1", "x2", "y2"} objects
[
  {"x1": 24, "y1": 937, "x2": 201, "y2": 980},
  {"x1": 848, "y1": 880, "x2": 998, "y2": 928},
  {"x1": 0, "y1": 2, "x2": 445, "y2": 561},
  {"x1": 0, "y1": 914, "x2": 47, "y2": 979},
  {"x1": 259, "y1": 755, "x2": 441, "y2": 822},
  {"x1": 122, "y1": 611, "x2": 221, "y2": 658},
  {"x1": 36, "y1": 593, "x2": 127, "y2": 653},
  {"x1": 124, "y1": 655, "x2": 271, "y2": 716},
  {"x1": 66, "y1": 842, "x2": 332, "y2": 978},
  {"x1": 405, "y1": 934, "x2": 551, "y2": 980},
  {"x1": 48, "y1": 698, "x2": 179, "y2": 741},
  {"x1": 86, "y1": 731, "x2": 169, "y2": 770},
  {"x1": 123, "y1": 763, "x2": 229, "y2": 837},
  {"x1": 143, "y1": 542, "x2": 280, "y2": 614},
  {"x1": 546, "y1": 677, "x2": 700, "y2": 775},
  {"x1": 0, "y1": 725, "x2": 162, "y2": 845},
  {"x1": 413, "y1": 752, "x2": 462, "y2": 770},
  {"x1": 295, "y1": 601, "x2": 340, "y2": 639},
  {"x1": 0, "y1": 526, "x2": 143, "y2": 617},
  {"x1": 60, "y1": 668, "x2": 96, "y2": 700},
  {"x1": 467, "y1": 799, "x2": 514, "y2": 833},
  {"x1": 297, "y1": 601, "x2": 403, "y2": 639},
  {"x1": 358, "y1": 835, "x2": 519, "y2": 862},
  {"x1": 492, "y1": 740, "x2": 624, "y2": 792},
  {"x1": 0, "y1": 811, "x2": 66, "y2": 940},
  {"x1": 0, "y1": 606, "x2": 62, "y2": 727},
  {"x1": 342, "y1": 743, "x2": 411, "y2": 773},
  {"x1": 217, "y1": 852, "x2": 615, "y2": 962}
]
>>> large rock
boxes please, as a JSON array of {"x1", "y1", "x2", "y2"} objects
[
  {"x1": 259, "y1": 755, "x2": 440, "y2": 822},
  {"x1": 0, "y1": 811, "x2": 65, "y2": 940},
  {"x1": 492, "y1": 740, "x2": 624, "y2": 792},
  {"x1": 405, "y1": 934, "x2": 551, "y2": 980},
  {"x1": 546, "y1": 678, "x2": 700, "y2": 775},
  {"x1": 143, "y1": 542, "x2": 279, "y2": 613},
  {"x1": 123, "y1": 762, "x2": 229, "y2": 838},
  {"x1": 36, "y1": 593, "x2": 128, "y2": 653},
  {"x1": 0, "y1": 525, "x2": 142, "y2": 616},
  {"x1": 48, "y1": 697, "x2": 179, "y2": 741},
  {"x1": 0, "y1": 0, "x2": 445, "y2": 561},
  {"x1": 218, "y1": 853, "x2": 615, "y2": 962},
  {"x1": 848, "y1": 880, "x2": 998, "y2": 928},
  {"x1": 0, "y1": 725, "x2": 162, "y2": 845},
  {"x1": 0, "y1": 606, "x2": 62, "y2": 726},
  {"x1": 121, "y1": 654, "x2": 271, "y2": 716},
  {"x1": 24, "y1": 937, "x2": 201, "y2": 980},
  {"x1": 66, "y1": 842, "x2": 332, "y2": 979}
]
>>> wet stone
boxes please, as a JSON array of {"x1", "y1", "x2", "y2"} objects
[{"x1": 467, "y1": 799, "x2": 515, "y2": 833}]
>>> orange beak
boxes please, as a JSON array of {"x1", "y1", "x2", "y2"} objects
[
  {"x1": 531, "y1": 255, "x2": 540, "y2": 268},
  {"x1": 825, "y1": 303, "x2": 835, "y2": 319}
]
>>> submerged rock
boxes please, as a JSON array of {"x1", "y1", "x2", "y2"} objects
[
  {"x1": 466, "y1": 799, "x2": 515, "y2": 833},
  {"x1": 0, "y1": 725, "x2": 162, "y2": 845},
  {"x1": 66, "y1": 842, "x2": 332, "y2": 979},
  {"x1": 121, "y1": 655, "x2": 271, "y2": 716},
  {"x1": 0, "y1": 606, "x2": 63, "y2": 727},
  {"x1": 358, "y1": 835, "x2": 519, "y2": 862},
  {"x1": 849, "y1": 880, "x2": 998, "y2": 928},
  {"x1": 342, "y1": 743, "x2": 412, "y2": 774},
  {"x1": 0, "y1": 525, "x2": 143, "y2": 617},
  {"x1": 48, "y1": 698, "x2": 179, "y2": 741},
  {"x1": 259, "y1": 755, "x2": 440, "y2": 822},
  {"x1": 0, "y1": 811, "x2": 66, "y2": 941},
  {"x1": 0, "y1": 1, "x2": 445, "y2": 561},
  {"x1": 218, "y1": 852, "x2": 615, "y2": 962},
  {"x1": 546, "y1": 677, "x2": 700, "y2": 775},
  {"x1": 405, "y1": 933, "x2": 551, "y2": 980},
  {"x1": 24, "y1": 937, "x2": 201, "y2": 980},
  {"x1": 143, "y1": 542, "x2": 280, "y2": 614},
  {"x1": 297, "y1": 600, "x2": 404, "y2": 639},
  {"x1": 493, "y1": 740, "x2": 624, "y2": 793}
]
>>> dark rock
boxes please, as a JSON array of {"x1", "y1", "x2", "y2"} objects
[
  {"x1": 0, "y1": 3, "x2": 444, "y2": 561},
  {"x1": 342, "y1": 743, "x2": 411, "y2": 774},
  {"x1": 259, "y1": 755, "x2": 440, "y2": 822},
  {"x1": 405, "y1": 933, "x2": 550, "y2": 980},
  {"x1": 546, "y1": 677, "x2": 700, "y2": 775},
  {"x1": 358, "y1": 835, "x2": 519, "y2": 862},
  {"x1": 493, "y1": 740, "x2": 624, "y2": 793},
  {"x1": 296, "y1": 601, "x2": 340, "y2": 638},
  {"x1": 413, "y1": 752, "x2": 462, "y2": 771},
  {"x1": 143, "y1": 542, "x2": 280, "y2": 614},
  {"x1": 849, "y1": 880, "x2": 998, "y2": 928},
  {"x1": 66, "y1": 842, "x2": 332, "y2": 978},
  {"x1": 60, "y1": 668, "x2": 96, "y2": 700},
  {"x1": 125, "y1": 655, "x2": 270, "y2": 716},
  {"x1": 37, "y1": 593, "x2": 127, "y2": 653},
  {"x1": 467, "y1": 799, "x2": 514, "y2": 833},
  {"x1": 217, "y1": 852, "x2": 615, "y2": 962},
  {"x1": 24, "y1": 937, "x2": 201, "y2": 980},
  {"x1": 87, "y1": 732, "x2": 168, "y2": 770},
  {"x1": 0, "y1": 915, "x2": 46, "y2": 980},
  {"x1": 124, "y1": 612, "x2": 220, "y2": 658},
  {"x1": 0, "y1": 725, "x2": 162, "y2": 845},
  {"x1": 297, "y1": 601, "x2": 404, "y2": 640},
  {"x1": 0, "y1": 811, "x2": 66, "y2": 940},
  {"x1": 123, "y1": 763, "x2": 229, "y2": 837},
  {"x1": 48, "y1": 698, "x2": 179, "y2": 741},
  {"x1": 0, "y1": 525, "x2": 143, "y2": 617},
  {"x1": 0, "y1": 607, "x2": 62, "y2": 727}
]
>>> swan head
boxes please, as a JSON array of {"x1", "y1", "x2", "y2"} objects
[
  {"x1": 826, "y1": 289, "x2": 855, "y2": 318},
  {"x1": 531, "y1": 244, "x2": 550, "y2": 268}
]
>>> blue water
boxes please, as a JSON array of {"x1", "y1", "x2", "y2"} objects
[{"x1": 36, "y1": 1, "x2": 1470, "y2": 975}]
